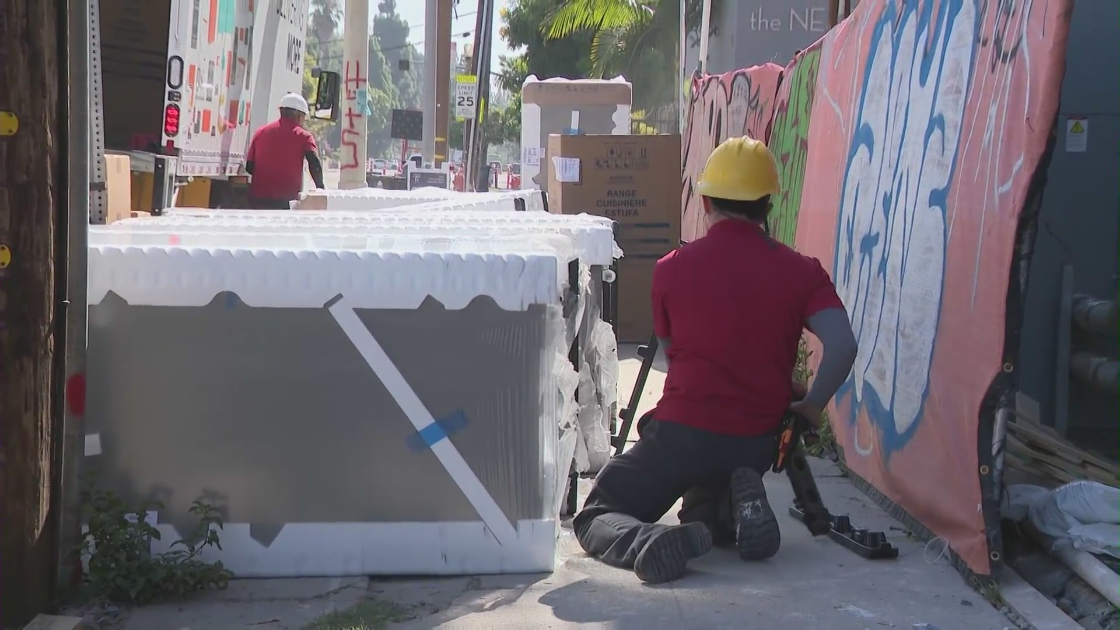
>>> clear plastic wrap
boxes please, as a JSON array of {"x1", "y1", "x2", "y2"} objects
[{"x1": 85, "y1": 234, "x2": 577, "y2": 577}]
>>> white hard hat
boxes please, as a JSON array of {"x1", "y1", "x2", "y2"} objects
[{"x1": 279, "y1": 93, "x2": 309, "y2": 115}]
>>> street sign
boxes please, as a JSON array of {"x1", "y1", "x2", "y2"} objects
[
  {"x1": 390, "y1": 109, "x2": 423, "y2": 142},
  {"x1": 407, "y1": 166, "x2": 450, "y2": 190},
  {"x1": 455, "y1": 75, "x2": 478, "y2": 120}
]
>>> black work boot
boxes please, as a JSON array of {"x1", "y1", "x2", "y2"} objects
[
  {"x1": 730, "y1": 467, "x2": 781, "y2": 561},
  {"x1": 633, "y1": 522, "x2": 713, "y2": 584}
]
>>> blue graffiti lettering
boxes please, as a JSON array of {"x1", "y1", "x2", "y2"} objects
[{"x1": 832, "y1": 0, "x2": 979, "y2": 461}]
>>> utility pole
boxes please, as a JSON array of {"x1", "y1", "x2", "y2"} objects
[
  {"x1": 0, "y1": 0, "x2": 63, "y2": 626},
  {"x1": 422, "y1": 0, "x2": 437, "y2": 164},
  {"x1": 463, "y1": 0, "x2": 494, "y2": 191},
  {"x1": 339, "y1": 0, "x2": 370, "y2": 189},
  {"x1": 433, "y1": 0, "x2": 453, "y2": 167}
]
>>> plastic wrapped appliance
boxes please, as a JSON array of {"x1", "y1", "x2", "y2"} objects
[
  {"x1": 293, "y1": 188, "x2": 548, "y2": 212},
  {"x1": 106, "y1": 210, "x2": 621, "y2": 473},
  {"x1": 85, "y1": 233, "x2": 578, "y2": 577}
]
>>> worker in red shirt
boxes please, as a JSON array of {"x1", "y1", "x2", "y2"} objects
[
  {"x1": 245, "y1": 93, "x2": 326, "y2": 209},
  {"x1": 574, "y1": 136, "x2": 858, "y2": 584}
]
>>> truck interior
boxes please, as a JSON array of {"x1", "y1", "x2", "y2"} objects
[{"x1": 99, "y1": 0, "x2": 172, "y2": 153}]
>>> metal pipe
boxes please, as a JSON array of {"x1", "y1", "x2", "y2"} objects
[
  {"x1": 1071, "y1": 294, "x2": 1118, "y2": 337},
  {"x1": 990, "y1": 405, "x2": 1012, "y2": 508},
  {"x1": 55, "y1": 0, "x2": 91, "y2": 594},
  {"x1": 1054, "y1": 265, "x2": 1073, "y2": 437},
  {"x1": 1070, "y1": 352, "x2": 1118, "y2": 393}
]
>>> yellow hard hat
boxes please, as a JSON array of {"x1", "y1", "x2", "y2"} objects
[{"x1": 695, "y1": 136, "x2": 780, "y2": 202}]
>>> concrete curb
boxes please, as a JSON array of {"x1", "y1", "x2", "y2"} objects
[{"x1": 996, "y1": 566, "x2": 1082, "y2": 630}]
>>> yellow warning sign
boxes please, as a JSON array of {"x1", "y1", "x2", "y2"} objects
[
  {"x1": 1065, "y1": 117, "x2": 1088, "y2": 153},
  {"x1": 0, "y1": 112, "x2": 17, "y2": 137},
  {"x1": 0, "y1": 245, "x2": 10, "y2": 269}
]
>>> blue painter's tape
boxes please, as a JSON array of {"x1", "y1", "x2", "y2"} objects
[{"x1": 406, "y1": 410, "x2": 470, "y2": 453}]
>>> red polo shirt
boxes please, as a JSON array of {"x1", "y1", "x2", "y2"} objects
[
  {"x1": 652, "y1": 219, "x2": 844, "y2": 436},
  {"x1": 246, "y1": 118, "x2": 317, "y2": 201}
]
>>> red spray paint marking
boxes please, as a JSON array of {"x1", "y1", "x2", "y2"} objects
[{"x1": 65, "y1": 373, "x2": 86, "y2": 417}]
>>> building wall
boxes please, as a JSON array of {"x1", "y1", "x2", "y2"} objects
[
  {"x1": 1017, "y1": 0, "x2": 1120, "y2": 457},
  {"x1": 687, "y1": 0, "x2": 832, "y2": 75}
]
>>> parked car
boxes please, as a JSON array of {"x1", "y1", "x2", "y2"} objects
[{"x1": 368, "y1": 158, "x2": 392, "y2": 176}]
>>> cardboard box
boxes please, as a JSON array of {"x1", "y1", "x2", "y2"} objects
[
  {"x1": 293, "y1": 191, "x2": 329, "y2": 210},
  {"x1": 616, "y1": 258, "x2": 658, "y2": 344},
  {"x1": 520, "y1": 78, "x2": 633, "y2": 189},
  {"x1": 546, "y1": 134, "x2": 681, "y2": 256},
  {"x1": 103, "y1": 153, "x2": 132, "y2": 224}
]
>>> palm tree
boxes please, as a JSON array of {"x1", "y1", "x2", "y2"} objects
[{"x1": 541, "y1": 0, "x2": 720, "y2": 110}]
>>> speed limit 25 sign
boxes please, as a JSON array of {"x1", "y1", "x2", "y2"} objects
[{"x1": 455, "y1": 75, "x2": 478, "y2": 120}]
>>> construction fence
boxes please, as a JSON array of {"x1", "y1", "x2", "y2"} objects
[{"x1": 680, "y1": 0, "x2": 1074, "y2": 577}]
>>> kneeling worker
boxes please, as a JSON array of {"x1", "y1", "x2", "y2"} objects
[
  {"x1": 573, "y1": 136, "x2": 858, "y2": 583},
  {"x1": 245, "y1": 93, "x2": 326, "y2": 209}
]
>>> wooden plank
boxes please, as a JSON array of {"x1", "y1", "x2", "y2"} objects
[
  {"x1": 1007, "y1": 435, "x2": 1119, "y2": 487},
  {"x1": 22, "y1": 615, "x2": 83, "y2": 630},
  {"x1": 1009, "y1": 422, "x2": 1120, "y2": 475}
]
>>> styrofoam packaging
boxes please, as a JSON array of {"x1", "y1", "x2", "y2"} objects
[
  {"x1": 293, "y1": 188, "x2": 547, "y2": 212},
  {"x1": 86, "y1": 239, "x2": 577, "y2": 577},
  {"x1": 103, "y1": 210, "x2": 622, "y2": 266}
]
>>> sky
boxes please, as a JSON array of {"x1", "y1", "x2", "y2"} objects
[{"x1": 394, "y1": 0, "x2": 514, "y2": 62}]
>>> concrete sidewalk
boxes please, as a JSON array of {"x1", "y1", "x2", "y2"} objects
[
  {"x1": 379, "y1": 458, "x2": 1014, "y2": 630},
  {"x1": 117, "y1": 346, "x2": 1018, "y2": 630}
]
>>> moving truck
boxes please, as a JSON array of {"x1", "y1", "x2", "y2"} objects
[{"x1": 96, "y1": 0, "x2": 338, "y2": 214}]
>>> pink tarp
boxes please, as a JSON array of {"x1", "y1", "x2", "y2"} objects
[{"x1": 680, "y1": 0, "x2": 1072, "y2": 575}]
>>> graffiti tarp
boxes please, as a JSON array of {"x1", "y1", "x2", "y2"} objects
[
  {"x1": 682, "y1": 0, "x2": 1072, "y2": 576},
  {"x1": 681, "y1": 63, "x2": 783, "y2": 243}
]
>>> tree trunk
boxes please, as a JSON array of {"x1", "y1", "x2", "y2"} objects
[{"x1": 0, "y1": 0, "x2": 62, "y2": 626}]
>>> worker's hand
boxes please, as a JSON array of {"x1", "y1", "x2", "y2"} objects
[
  {"x1": 788, "y1": 399, "x2": 825, "y2": 429},
  {"x1": 791, "y1": 378, "x2": 808, "y2": 401}
]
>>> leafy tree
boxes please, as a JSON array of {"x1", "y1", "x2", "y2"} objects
[
  {"x1": 310, "y1": 0, "x2": 341, "y2": 47},
  {"x1": 495, "y1": 54, "x2": 529, "y2": 94},
  {"x1": 501, "y1": 0, "x2": 593, "y2": 81},
  {"x1": 374, "y1": 0, "x2": 423, "y2": 109},
  {"x1": 447, "y1": 100, "x2": 520, "y2": 152}
]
